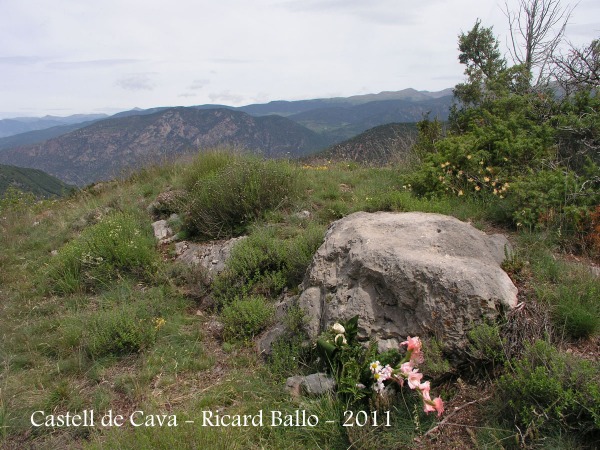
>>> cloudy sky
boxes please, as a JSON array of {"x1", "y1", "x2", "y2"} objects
[{"x1": 1, "y1": 0, "x2": 598, "y2": 118}]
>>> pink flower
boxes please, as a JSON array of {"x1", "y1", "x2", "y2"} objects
[
  {"x1": 400, "y1": 336, "x2": 424, "y2": 364},
  {"x1": 418, "y1": 381, "x2": 431, "y2": 399},
  {"x1": 410, "y1": 349, "x2": 424, "y2": 364},
  {"x1": 392, "y1": 373, "x2": 405, "y2": 387},
  {"x1": 417, "y1": 381, "x2": 444, "y2": 417},
  {"x1": 432, "y1": 397, "x2": 444, "y2": 417},
  {"x1": 423, "y1": 396, "x2": 444, "y2": 417},
  {"x1": 407, "y1": 369, "x2": 423, "y2": 390},
  {"x1": 399, "y1": 362, "x2": 413, "y2": 375},
  {"x1": 400, "y1": 336, "x2": 422, "y2": 353},
  {"x1": 379, "y1": 364, "x2": 393, "y2": 382},
  {"x1": 423, "y1": 401, "x2": 436, "y2": 415}
]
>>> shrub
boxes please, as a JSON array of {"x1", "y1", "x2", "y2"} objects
[
  {"x1": 184, "y1": 156, "x2": 302, "y2": 239},
  {"x1": 549, "y1": 280, "x2": 599, "y2": 339},
  {"x1": 47, "y1": 212, "x2": 158, "y2": 294},
  {"x1": 182, "y1": 150, "x2": 238, "y2": 190},
  {"x1": 55, "y1": 284, "x2": 179, "y2": 359},
  {"x1": 85, "y1": 306, "x2": 159, "y2": 358},
  {"x1": 221, "y1": 296, "x2": 274, "y2": 342},
  {"x1": 466, "y1": 322, "x2": 506, "y2": 377},
  {"x1": 498, "y1": 340, "x2": 600, "y2": 443},
  {"x1": 0, "y1": 185, "x2": 37, "y2": 214},
  {"x1": 212, "y1": 224, "x2": 324, "y2": 302},
  {"x1": 509, "y1": 166, "x2": 599, "y2": 235}
]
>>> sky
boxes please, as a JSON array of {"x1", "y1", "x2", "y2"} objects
[{"x1": 1, "y1": 0, "x2": 598, "y2": 118}]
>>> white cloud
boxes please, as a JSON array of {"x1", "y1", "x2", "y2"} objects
[
  {"x1": 48, "y1": 59, "x2": 140, "y2": 70},
  {"x1": 115, "y1": 74, "x2": 156, "y2": 91},
  {"x1": 208, "y1": 91, "x2": 246, "y2": 104},
  {"x1": 0, "y1": 0, "x2": 597, "y2": 116}
]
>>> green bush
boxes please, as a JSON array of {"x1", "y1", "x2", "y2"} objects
[
  {"x1": 509, "y1": 166, "x2": 599, "y2": 234},
  {"x1": 213, "y1": 224, "x2": 324, "y2": 302},
  {"x1": 47, "y1": 212, "x2": 158, "y2": 294},
  {"x1": 85, "y1": 307, "x2": 159, "y2": 358},
  {"x1": 54, "y1": 284, "x2": 180, "y2": 359},
  {"x1": 466, "y1": 322, "x2": 506, "y2": 377},
  {"x1": 221, "y1": 296, "x2": 274, "y2": 342},
  {"x1": 185, "y1": 156, "x2": 302, "y2": 239},
  {"x1": 0, "y1": 185, "x2": 37, "y2": 213},
  {"x1": 549, "y1": 280, "x2": 599, "y2": 339},
  {"x1": 268, "y1": 306, "x2": 311, "y2": 379},
  {"x1": 182, "y1": 150, "x2": 238, "y2": 190},
  {"x1": 498, "y1": 340, "x2": 600, "y2": 442}
]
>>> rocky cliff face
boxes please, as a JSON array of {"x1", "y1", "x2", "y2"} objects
[{"x1": 0, "y1": 108, "x2": 327, "y2": 186}]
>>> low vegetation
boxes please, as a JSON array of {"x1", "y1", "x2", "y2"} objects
[
  {"x1": 1, "y1": 148, "x2": 597, "y2": 449},
  {"x1": 1, "y1": 4, "x2": 598, "y2": 448}
]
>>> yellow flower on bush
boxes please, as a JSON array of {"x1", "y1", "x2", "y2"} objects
[{"x1": 153, "y1": 317, "x2": 166, "y2": 330}]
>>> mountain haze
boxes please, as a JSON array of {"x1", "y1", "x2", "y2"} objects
[
  {"x1": 0, "y1": 114, "x2": 107, "y2": 138},
  {"x1": 0, "y1": 88, "x2": 454, "y2": 186},
  {"x1": 0, "y1": 107, "x2": 327, "y2": 186}
]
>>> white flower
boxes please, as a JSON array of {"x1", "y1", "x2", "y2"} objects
[
  {"x1": 332, "y1": 323, "x2": 345, "y2": 334},
  {"x1": 370, "y1": 361, "x2": 382, "y2": 373},
  {"x1": 335, "y1": 334, "x2": 347, "y2": 345}
]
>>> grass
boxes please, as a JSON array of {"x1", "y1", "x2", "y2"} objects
[{"x1": 0, "y1": 151, "x2": 598, "y2": 449}]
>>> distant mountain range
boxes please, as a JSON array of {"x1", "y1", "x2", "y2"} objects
[
  {"x1": 0, "y1": 108, "x2": 327, "y2": 186},
  {"x1": 0, "y1": 114, "x2": 107, "y2": 138},
  {"x1": 0, "y1": 88, "x2": 454, "y2": 186},
  {"x1": 0, "y1": 164, "x2": 75, "y2": 198}
]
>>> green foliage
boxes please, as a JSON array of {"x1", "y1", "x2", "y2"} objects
[
  {"x1": 0, "y1": 164, "x2": 75, "y2": 199},
  {"x1": 268, "y1": 305, "x2": 311, "y2": 378},
  {"x1": 316, "y1": 316, "x2": 378, "y2": 404},
  {"x1": 213, "y1": 224, "x2": 324, "y2": 302},
  {"x1": 84, "y1": 307, "x2": 160, "y2": 358},
  {"x1": 498, "y1": 340, "x2": 600, "y2": 443},
  {"x1": 412, "y1": 113, "x2": 444, "y2": 161},
  {"x1": 47, "y1": 211, "x2": 159, "y2": 294},
  {"x1": 55, "y1": 284, "x2": 179, "y2": 360},
  {"x1": 220, "y1": 296, "x2": 275, "y2": 342},
  {"x1": 0, "y1": 185, "x2": 37, "y2": 213},
  {"x1": 545, "y1": 278, "x2": 600, "y2": 339},
  {"x1": 409, "y1": 26, "x2": 600, "y2": 256},
  {"x1": 466, "y1": 322, "x2": 506, "y2": 376},
  {"x1": 182, "y1": 150, "x2": 238, "y2": 190},
  {"x1": 555, "y1": 90, "x2": 600, "y2": 171},
  {"x1": 184, "y1": 156, "x2": 302, "y2": 239},
  {"x1": 454, "y1": 20, "x2": 507, "y2": 107},
  {"x1": 510, "y1": 166, "x2": 599, "y2": 235}
]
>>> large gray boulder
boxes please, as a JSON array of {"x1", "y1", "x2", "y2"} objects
[{"x1": 298, "y1": 212, "x2": 518, "y2": 354}]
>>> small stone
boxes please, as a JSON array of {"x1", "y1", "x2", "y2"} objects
[
  {"x1": 301, "y1": 373, "x2": 336, "y2": 396},
  {"x1": 152, "y1": 220, "x2": 173, "y2": 240},
  {"x1": 294, "y1": 210, "x2": 311, "y2": 219},
  {"x1": 285, "y1": 376, "x2": 304, "y2": 399}
]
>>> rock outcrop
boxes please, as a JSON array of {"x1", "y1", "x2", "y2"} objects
[
  {"x1": 175, "y1": 236, "x2": 247, "y2": 281},
  {"x1": 297, "y1": 212, "x2": 518, "y2": 354},
  {"x1": 147, "y1": 189, "x2": 186, "y2": 219}
]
